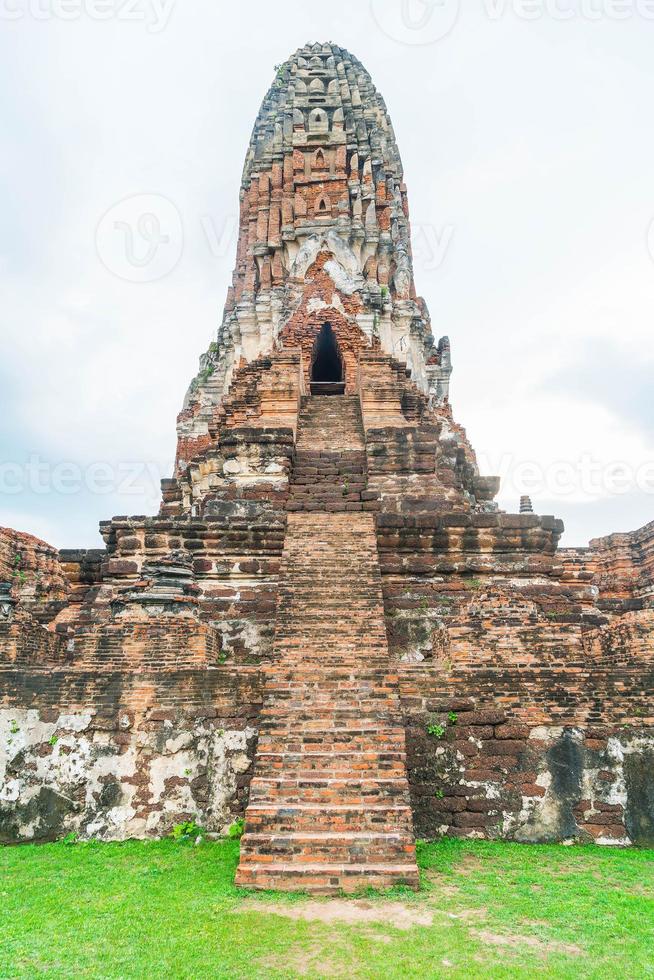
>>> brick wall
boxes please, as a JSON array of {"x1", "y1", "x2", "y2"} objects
[
  {"x1": 0, "y1": 668, "x2": 262, "y2": 842},
  {"x1": 2, "y1": 353, "x2": 653, "y2": 848}
]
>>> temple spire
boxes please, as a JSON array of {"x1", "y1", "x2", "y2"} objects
[{"x1": 178, "y1": 43, "x2": 452, "y2": 460}]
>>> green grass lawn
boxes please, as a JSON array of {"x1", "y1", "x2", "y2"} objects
[{"x1": 1, "y1": 837, "x2": 652, "y2": 979}]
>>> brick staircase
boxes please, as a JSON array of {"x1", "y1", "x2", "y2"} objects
[
  {"x1": 235, "y1": 396, "x2": 418, "y2": 894},
  {"x1": 287, "y1": 396, "x2": 379, "y2": 514}
]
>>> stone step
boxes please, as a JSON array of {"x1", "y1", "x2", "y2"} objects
[
  {"x1": 239, "y1": 832, "x2": 415, "y2": 865},
  {"x1": 292, "y1": 463, "x2": 365, "y2": 469},
  {"x1": 260, "y1": 691, "x2": 401, "y2": 705},
  {"x1": 292, "y1": 467, "x2": 366, "y2": 476},
  {"x1": 308, "y1": 381, "x2": 346, "y2": 396},
  {"x1": 274, "y1": 606, "x2": 386, "y2": 616},
  {"x1": 272, "y1": 635, "x2": 388, "y2": 645},
  {"x1": 290, "y1": 481, "x2": 367, "y2": 490},
  {"x1": 288, "y1": 487, "x2": 367, "y2": 497},
  {"x1": 269, "y1": 658, "x2": 390, "y2": 669},
  {"x1": 262, "y1": 681, "x2": 401, "y2": 693},
  {"x1": 269, "y1": 630, "x2": 389, "y2": 642},
  {"x1": 292, "y1": 461, "x2": 366, "y2": 469},
  {"x1": 256, "y1": 769, "x2": 407, "y2": 782},
  {"x1": 256, "y1": 752, "x2": 407, "y2": 776},
  {"x1": 270, "y1": 658, "x2": 390, "y2": 667},
  {"x1": 275, "y1": 591, "x2": 384, "y2": 599},
  {"x1": 256, "y1": 740, "x2": 406, "y2": 760},
  {"x1": 259, "y1": 712, "x2": 401, "y2": 725},
  {"x1": 274, "y1": 571, "x2": 383, "y2": 581},
  {"x1": 259, "y1": 706, "x2": 401, "y2": 722},
  {"x1": 262, "y1": 668, "x2": 400, "y2": 681},
  {"x1": 293, "y1": 454, "x2": 366, "y2": 463},
  {"x1": 257, "y1": 717, "x2": 405, "y2": 731},
  {"x1": 294, "y1": 396, "x2": 365, "y2": 455},
  {"x1": 271, "y1": 652, "x2": 390, "y2": 660},
  {"x1": 269, "y1": 650, "x2": 390, "y2": 660},
  {"x1": 272, "y1": 620, "x2": 387, "y2": 632},
  {"x1": 259, "y1": 727, "x2": 404, "y2": 743},
  {"x1": 242, "y1": 802, "x2": 414, "y2": 835},
  {"x1": 274, "y1": 602, "x2": 385, "y2": 611},
  {"x1": 285, "y1": 503, "x2": 376, "y2": 513},
  {"x1": 249, "y1": 776, "x2": 410, "y2": 806},
  {"x1": 236, "y1": 508, "x2": 418, "y2": 892},
  {"x1": 255, "y1": 734, "x2": 405, "y2": 755},
  {"x1": 261, "y1": 682, "x2": 400, "y2": 696},
  {"x1": 234, "y1": 863, "x2": 420, "y2": 895},
  {"x1": 274, "y1": 604, "x2": 386, "y2": 613}
]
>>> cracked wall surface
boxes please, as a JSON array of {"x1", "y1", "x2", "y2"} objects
[{"x1": 0, "y1": 707, "x2": 256, "y2": 842}]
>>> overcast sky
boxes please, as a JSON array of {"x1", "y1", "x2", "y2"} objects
[{"x1": 1, "y1": 0, "x2": 653, "y2": 548}]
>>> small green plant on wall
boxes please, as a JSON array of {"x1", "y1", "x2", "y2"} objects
[
  {"x1": 12, "y1": 554, "x2": 26, "y2": 585},
  {"x1": 227, "y1": 819, "x2": 245, "y2": 840},
  {"x1": 170, "y1": 821, "x2": 204, "y2": 843},
  {"x1": 427, "y1": 709, "x2": 459, "y2": 739}
]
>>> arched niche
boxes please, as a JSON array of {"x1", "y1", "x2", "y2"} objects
[
  {"x1": 311, "y1": 323, "x2": 344, "y2": 386},
  {"x1": 314, "y1": 193, "x2": 331, "y2": 216},
  {"x1": 308, "y1": 108, "x2": 329, "y2": 134}
]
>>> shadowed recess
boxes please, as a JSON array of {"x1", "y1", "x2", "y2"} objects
[{"x1": 311, "y1": 323, "x2": 344, "y2": 384}]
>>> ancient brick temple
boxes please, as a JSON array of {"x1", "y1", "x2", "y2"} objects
[{"x1": 1, "y1": 43, "x2": 653, "y2": 891}]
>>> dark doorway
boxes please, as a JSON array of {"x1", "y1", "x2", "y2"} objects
[{"x1": 311, "y1": 323, "x2": 343, "y2": 383}]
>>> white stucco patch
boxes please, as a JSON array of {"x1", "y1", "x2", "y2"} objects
[
  {"x1": 324, "y1": 259, "x2": 359, "y2": 295},
  {"x1": 0, "y1": 708, "x2": 257, "y2": 842},
  {"x1": 507, "y1": 728, "x2": 654, "y2": 845},
  {"x1": 58, "y1": 712, "x2": 94, "y2": 733},
  {"x1": 0, "y1": 778, "x2": 20, "y2": 803},
  {"x1": 529, "y1": 726, "x2": 563, "y2": 741}
]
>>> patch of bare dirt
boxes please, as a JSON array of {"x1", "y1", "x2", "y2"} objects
[
  {"x1": 624, "y1": 883, "x2": 654, "y2": 898},
  {"x1": 458, "y1": 853, "x2": 485, "y2": 874},
  {"x1": 442, "y1": 907, "x2": 487, "y2": 923},
  {"x1": 241, "y1": 898, "x2": 434, "y2": 930},
  {"x1": 260, "y1": 930, "x2": 351, "y2": 978},
  {"x1": 423, "y1": 875, "x2": 463, "y2": 898},
  {"x1": 261, "y1": 948, "x2": 343, "y2": 978},
  {"x1": 472, "y1": 929, "x2": 583, "y2": 956}
]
